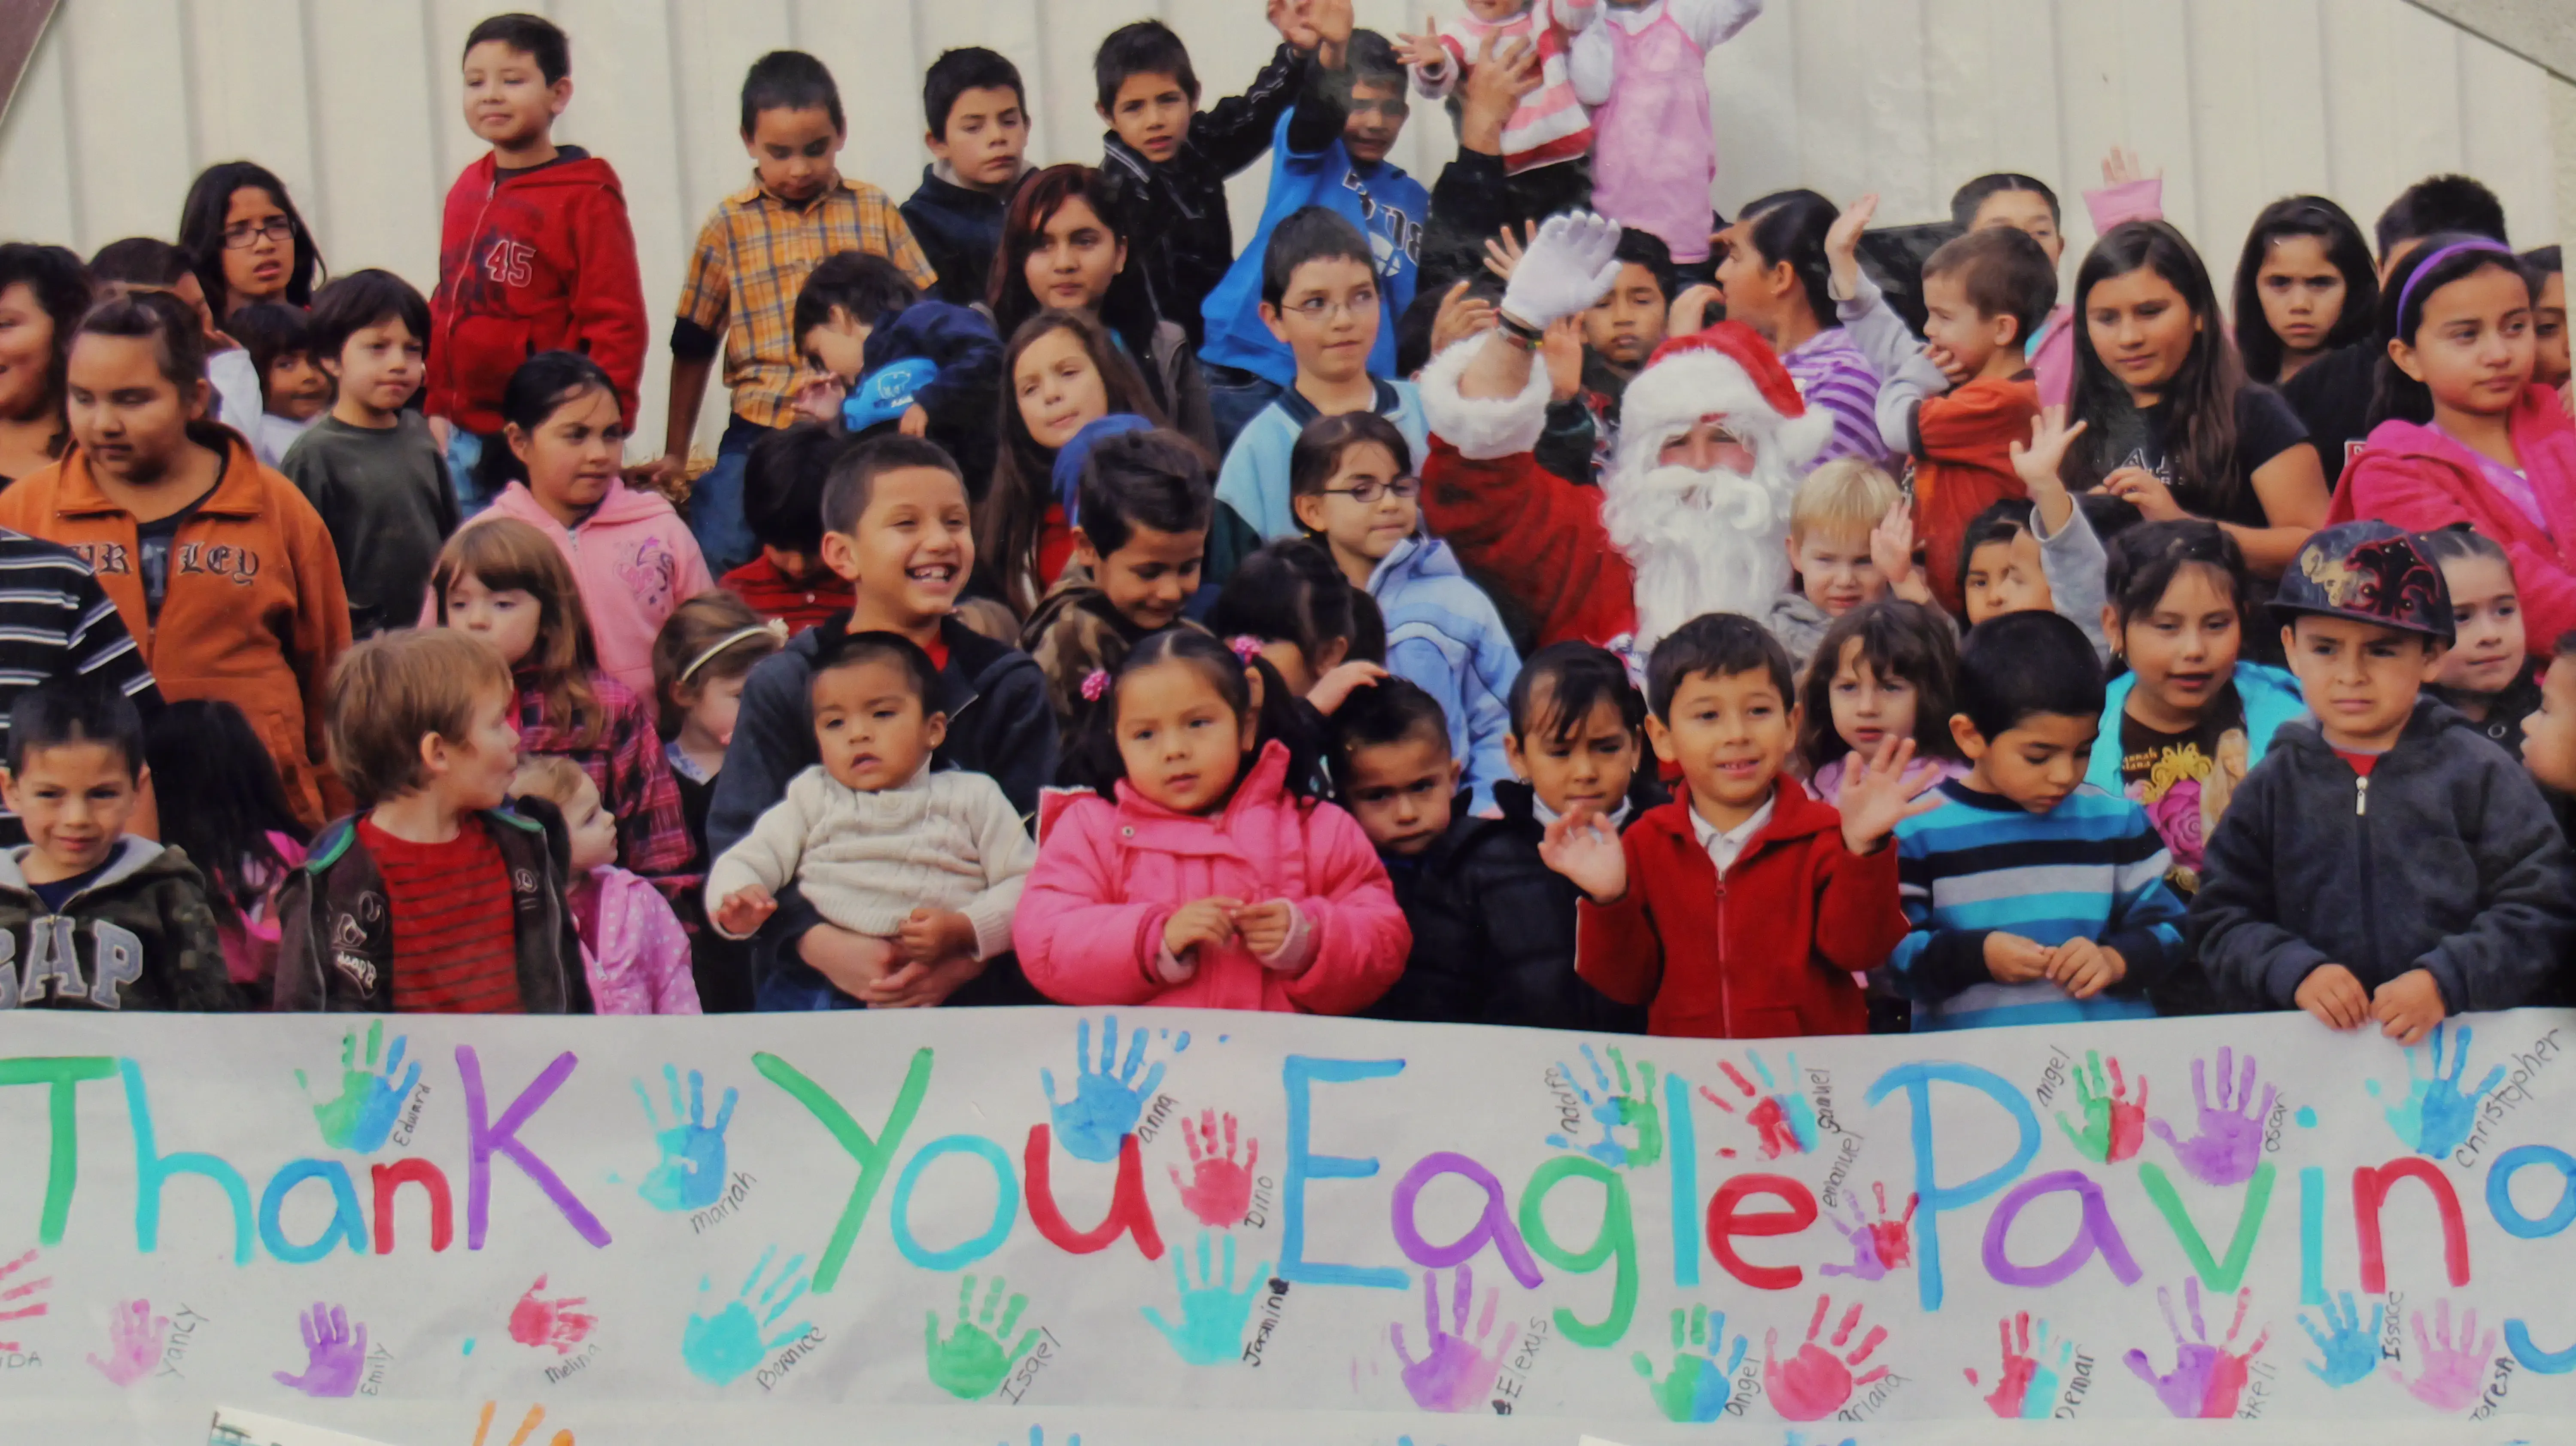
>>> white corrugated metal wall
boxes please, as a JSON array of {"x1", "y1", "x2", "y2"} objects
[{"x1": 0, "y1": 0, "x2": 2565, "y2": 457}]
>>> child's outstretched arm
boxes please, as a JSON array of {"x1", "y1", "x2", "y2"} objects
[
  {"x1": 902, "y1": 304, "x2": 1005, "y2": 433},
  {"x1": 1194, "y1": 0, "x2": 1351, "y2": 179},
  {"x1": 702, "y1": 784, "x2": 819, "y2": 939},
  {"x1": 1822, "y1": 194, "x2": 1952, "y2": 457}
]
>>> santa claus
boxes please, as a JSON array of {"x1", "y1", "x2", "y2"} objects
[{"x1": 1418, "y1": 213, "x2": 1833, "y2": 661}]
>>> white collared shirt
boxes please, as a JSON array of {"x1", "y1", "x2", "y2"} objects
[{"x1": 1687, "y1": 795, "x2": 1774, "y2": 878}]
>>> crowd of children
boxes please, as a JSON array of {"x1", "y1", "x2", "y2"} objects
[{"x1": 0, "y1": 4, "x2": 2570, "y2": 1048}]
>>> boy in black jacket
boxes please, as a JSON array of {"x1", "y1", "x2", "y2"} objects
[
  {"x1": 1335, "y1": 647, "x2": 1650, "y2": 1030},
  {"x1": 2192, "y1": 521, "x2": 2574, "y2": 1040},
  {"x1": 708, "y1": 434, "x2": 1054, "y2": 1012},
  {"x1": 901, "y1": 48, "x2": 1032, "y2": 309},
  {"x1": 1094, "y1": 6, "x2": 1348, "y2": 344},
  {"x1": 0, "y1": 681, "x2": 229, "y2": 1010}
]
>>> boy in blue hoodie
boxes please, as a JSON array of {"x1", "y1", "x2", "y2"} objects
[
  {"x1": 1199, "y1": 29, "x2": 1428, "y2": 448},
  {"x1": 793, "y1": 251, "x2": 1000, "y2": 487}
]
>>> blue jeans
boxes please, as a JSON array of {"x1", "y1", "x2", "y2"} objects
[
  {"x1": 444, "y1": 428, "x2": 492, "y2": 518},
  {"x1": 1203, "y1": 365, "x2": 1286, "y2": 456},
  {"x1": 687, "y1": 413, "x2": 769, "y2": 575}
]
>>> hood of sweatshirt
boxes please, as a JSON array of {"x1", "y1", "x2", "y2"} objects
[{"x1": 0, "y1": 835, "x2": 170, "y2": 902}]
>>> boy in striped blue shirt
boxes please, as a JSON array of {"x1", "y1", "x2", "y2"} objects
[{"x1": 1892, "y1": 610, "x2": 2186, "y2": 1029}]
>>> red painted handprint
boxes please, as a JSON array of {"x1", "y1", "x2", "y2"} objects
[
  {"x1": 0, "y1": 1248, "x2": 49, "y2": 1351},
  {"x1": 1763, "y1": 1294, "x2": 1890, "y2": 1421},
  {"x1": 508, "y1": 1276, "x2": 597, "y2": 1356},
  {"x1": 1818, "y1": 1183, "x2": 1917, "y2": 1281},
  {"x1": 1698, "y1": 1052, "x2": 1818, "y2": 1160},
  {"x1": 1167, "y1": 1109, "x2": 1258, "y2": 1229}
]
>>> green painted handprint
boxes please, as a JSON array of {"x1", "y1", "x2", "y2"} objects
[
  {"x1": 926, "y1": 1275, "x2": 1039, "y2": 1400},
  {"x1": 2054, "y1": 1051, "x2": 2147, "y2": 1164},
  {"x1": 295, "y1": 1021, "x2": 419, "y2": 1154}
]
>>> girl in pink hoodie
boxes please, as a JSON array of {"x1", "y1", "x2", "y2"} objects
[
  {"x1": 1015, "y1": 630, "x2": 1408, "y2": 1014},
  {"x1": 2328, "y1": 236, "x2": 2576, "y2": 654},
  {"x1": 468, "y1": 352, "x2": 711, "y2": 695},
  {"x1": 510, "y1": 757, "x2": 699, "y2": 1014}
]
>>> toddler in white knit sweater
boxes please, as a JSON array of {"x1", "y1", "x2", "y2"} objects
[{"x1": 705, "y1": 632, "x2": 1034, "y2": 970}]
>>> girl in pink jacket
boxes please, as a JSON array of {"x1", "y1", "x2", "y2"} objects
[
  {"x1": 1015, "y1": 630, "x2": 1408, "y2": 1014},
  {"x1": 513, "y1": 756, "x2": 700, "y2": 1014},
  {"x1": 2327, "y1": 236, "x2": 2576, "y2": 654},
  {"x1": 461, "y1": 352, "x2": 712, "y2": 696}
]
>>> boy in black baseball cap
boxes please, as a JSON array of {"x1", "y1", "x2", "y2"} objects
[{"x1": 2191, "y1": 521, "x2": 2574, "y2": 1039}]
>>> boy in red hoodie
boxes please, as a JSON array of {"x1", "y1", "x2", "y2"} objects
[
  {"x1": 427, "y1": 13, "x2": 648, "y2": 513},
  {"x1": 1541, "y1": 614, "x2": 1927, "y2": 1039}
]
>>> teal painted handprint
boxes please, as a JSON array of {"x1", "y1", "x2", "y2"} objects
[
  {"x1": 927, "y1": 1275, "x2": 1040, "y2": 1400},
  {"x1": 636, "y1": 1064, "x2": 739, "y2": 1212},
  {"x1": 1142, "y1": 1230, "x2": 1270, "y2": 1365},
  {"x1": 681, "y1": 1245, "x2": 812, "y2": 1387},
  {"x1": 1545, "y1": 1044, "x2": 1661, "y2": 1169},
  {"x1": 2367, "y1": 1022, "x2": 2505, "y2": 1159},
  {"x1": 1001, "y1": 1431, "x2": 1078, "y2": 1446},
  {"x1": 295, "y1": 1021, "x2": 419, "y2": 1154},
  {"x1": 1631, "y1": 1303, "x2": 1747, "y2": 1422},
  {"x1": 1041, "y1": 1015, "x2": 1186, "y2": 1163},
  {"x1": 2300, "y1": 1291, "x2": 2384, "y2": 1388}
]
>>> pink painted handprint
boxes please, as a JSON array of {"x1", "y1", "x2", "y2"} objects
[
  {"x1": 1166, "y1": 1109, "x2": 1258, "y2": 1229},
  {"x1": 2123, "y1": 1280, "x2": 2269, "y2": 1419},
  {"x1": 2388, "y1": 1299, "x2": 2496, "y2": 1412},
  {"x1": 88, "y1": 1298, "x2": 169, "y2": 1386},
  {"x1": 509, "y1": 1276, "x2": 598, "y2": 1356},
  {"x1": 1763, "y1": 1294, "x2": 1890, "y2": 1421},
  {"x1": 2147, "y1": 1048, "x2": 2274, "y2": 1187},
  {"x1": 1390, "y1": 1265, "x2": 1518, "y2": 1413},
  {"x1": 0, "y1": 1247, "x2": 49, "y2": 1350},
  {"x1": 1818, "y1": 1183, "x2": 1917, "y2": 1281},
  {"x1": 1699, "y1": 1052, "x2": 1818, "y2": 1160}
]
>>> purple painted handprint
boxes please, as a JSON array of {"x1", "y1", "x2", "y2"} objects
[
  {"x1": 2147, "y1": 1048, "x2": 2275, "y2": 1186},
  {"x1": 88, "y1": 1297, "x2": 169, "y2": 1386},
  {"x1": 1390, "y1": 1265, "x2": 1518, "y2": 1413},
  {"x1": 272, "y1": 1301, "x2": 368, "y2": 1398},
  {"x1": 2388, "y1": 1299, "x2": 2495, "y2": 1412},
  {"x1": 2123, "y1": 1280, "x2": 2268, "y2": 1419},
  {"x1": 1817, "y1": 1182, "x2": 1917, "y2": 1282}
]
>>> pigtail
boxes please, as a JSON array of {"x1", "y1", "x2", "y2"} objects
[{"x1": 1241, "y1": 652, "x2": 1333, "y2": 805}]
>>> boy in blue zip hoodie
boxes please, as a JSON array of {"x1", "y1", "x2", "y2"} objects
[
  {"x1": 1199, "y1": 29, "x2": 1428, "y2": 447},
  {"x1": 2192, "y1": 520, "x2": 2574, "y2": 1040},
  {"x1": 793, "y1": 251, "x2": 1000, "y2": 487},
  {"x1": 1211, "y1": 208, "x2": 1430, "y2": 587}
]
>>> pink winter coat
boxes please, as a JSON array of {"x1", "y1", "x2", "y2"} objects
[
  {"x1": 447, "y1": 479, "x2": 713, "y2": 697},
  {"x1": 2032, "y1": 177, "x2": 2164, "y2": 407},
  {"x1": 571, "y1": 864, "x2": 702, "y2": 1014},
  {"x1": 1015, "y1": 741, "x2": 1409, "y2": 1014},
  {"x1": 2327, "y1": 386, "x2": 2576, "y2": 653}
]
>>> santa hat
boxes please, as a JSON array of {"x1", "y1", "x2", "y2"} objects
[{"x1": 1616, "y1": 321, "x2": 1836, "y2": 472}]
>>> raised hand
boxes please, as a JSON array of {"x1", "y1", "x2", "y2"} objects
[
  {"x1": 1483, "y1": 220, "x2": 1533, "y2": 283},
  {"x1": 1817, "y1": 1183, "x2": 1917, "y2": 1281},
  {"x1": 1394, "y1": 26, "x2": 1450, "y2": 73},
  {"x1": 1307, "y1": 659, "x2": 1388, "y2": 714},
  {"x1": 2008, "y1": 406, "x2": 2088, "y2": 494},
  {"x1": 1142, "y1": 1230, "x2": 1270, "y2": 1366},
  {"x1": 1498, "y1": 212, "x2": 1625, "y2": 331},
  {"x1": 508, "y1": 1276, "x2": 597, "y2": 1356},
  {"x1": 1168, "y1": 1109, "x2": 1258, "y2": 1228},
  {"x1": 2388, "y1": 1299, "x2": 2493, "y2": 1410},
  {"x1": 2368, "y1": 1020, "x2": 2506, "y2": 1158},
  {"x1": 1668, "y1": 283, "x2": 1722, "y2": 336},
  {"x1": 1429, "y1": 280, "x2": 1496, "y2": 355},
  {"x1": 636, "y1": 1064, "x2": 739, "y2": 1213},
  {"x1": 272, "y1": 1301, "x2": 367, "y2": 1397},
  {"x1": 1823, "y1": 192, "x2": 1878, "y2": 296},
  {"x1": 1868, "y1": 501, "x2": 1922, "y2": 598},
  {"x1": 1836, "y1": 735, "x2": 1944, "y2": 854},
  {"x1": 87, "y1": 1297, "x2": 168, "y2": 1386},
  {"x1": 713, "y1": 885, "x2": 777, "y2": 939},
  {"x1": 1538, "y1": 803, "x2": 1626, "y2": 902},
  {"x1": 1763, "y1": 1294, "x2": 1891, "y2": 1421},
  {"x1": 473, "y1": 1403, "x2": 572, "y2": 1446},
  {"x1": 1543, "y1": 316, "x2": 1585, "y2": 403},
  {"x1": 683, "y1": 1246, "x2": 813, "y2": 1389},
  {"x1": 2297, "y1": 1290, "x2": 2383, "y2": 1389},
  {"x1": 1544, "y1": 1043, "x2": 1661, "y2": 1169},
  {"x1": 1458, "y1": 33, "x2": 1540, "y2": 148},
  {"x1": 2148, "y1": 1047, "x2": 2275, "y2": 1187},
  {"x1": 1631, "y1": 1304, "x2": 1748, "y2": 1423},
  {"x1": 2054, "y1": 1050, "x2": 2149, "y2": 1163},
  {"x1": 1040, "y1": 1015, "x2": 1182, "y2": 1163},
  {"x1": 1390, "y1": 1264, "x2": 1518, "y2": 1413},
  {"x1": 296, "y1": 1020, "x2": 421, "y2": 1154},
  {"x1": 2102, "y1": 144, "x2": 2160, "y2": 186}
]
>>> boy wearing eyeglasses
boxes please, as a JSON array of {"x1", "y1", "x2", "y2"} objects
[
  {"x1": 1209, "y1": 207, "x2": 1431, "y2": 589},
  {"x1": 1198, "y1": 28, "x2": 1427, "y2": 452}
]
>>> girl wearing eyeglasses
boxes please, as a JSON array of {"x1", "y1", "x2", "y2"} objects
[
  {"x1": 177, "y1": 162, "x2": 326, "y2": 318},
  {"x1": 1290, "y1": 410, "x2": 1520, "y2": 813}
]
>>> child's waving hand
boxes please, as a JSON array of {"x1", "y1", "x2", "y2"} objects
[
  {"x1": 2008, "y1": 405, "x2": 2089, "y2": 493},
  {"x1": 1837, "y1": 735, "x2": 1944, "y2": 854},
  {"x1": 1539, "y1": 804, "x2": 1628, "y2": 903}
]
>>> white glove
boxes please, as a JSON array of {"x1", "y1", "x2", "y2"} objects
[{"x1": 1498, "y1": 211, "x2": 1625, "y2": 332}]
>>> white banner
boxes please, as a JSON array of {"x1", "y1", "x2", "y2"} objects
[{"x1": 0, "y1": 1008, "x2": 2573, "y2": 1441}]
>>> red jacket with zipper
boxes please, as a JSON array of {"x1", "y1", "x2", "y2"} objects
[
  {"x1": 1574, "y1": 781, "x2": 1905, "y2": 1038},
  {"x1": 427, "y1": 151, "x2": 648, "y2": 434}
]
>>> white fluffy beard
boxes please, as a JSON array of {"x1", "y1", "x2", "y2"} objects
[{"x1": 1599, "y1": 456, "x2": 1797, "y2": 650}]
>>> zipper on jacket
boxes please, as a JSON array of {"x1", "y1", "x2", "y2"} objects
[
  {"x1": 2353, "y1": 773, "x2": 2381, "y2": 978},
  {"x1": 2354, "y1": 776, "x2": 2369, "y2": 816},
  {"x1": 1713, "y1": 875, "x2": 1729, "y2": 1032}
]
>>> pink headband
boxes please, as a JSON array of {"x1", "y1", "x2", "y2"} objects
[{"x1": 2395, "y1": 238, "x2": 2516, "y2": 325}]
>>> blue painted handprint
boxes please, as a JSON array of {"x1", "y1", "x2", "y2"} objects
[
  {"x1": 295, "y1": 1021, "x2": 419, "y2": 1154},
  {"x1": 1545, "y1": 1044, "x2": 1662, "y2": 1168},
  {"x1": 681, "y1": 1245, "x2": 812, "y2": 1387},
  {"x1": 637, "y1": 1065, "x2": 739, "y2": 1212},
  {"x1": 2366, "y1": 1022, "x2": 2506, "y2": 1159},
  {"x1": 1001, "y1": 1431, "x2": 1079, "y2": 1446},
  {"x1": 1040, "y1": 1015, "x2": 1187, "y2": 1163},
  {"x1": 1142, "y1": 1230, "x2": 1270, "y2": 1366},
  {"x1": 2300, "y1": 1291, "x2": 2384, "y2": 1388},
  {"x1": 1631, "y1": 1303, "x2": 1748, "y2": 1422}
]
